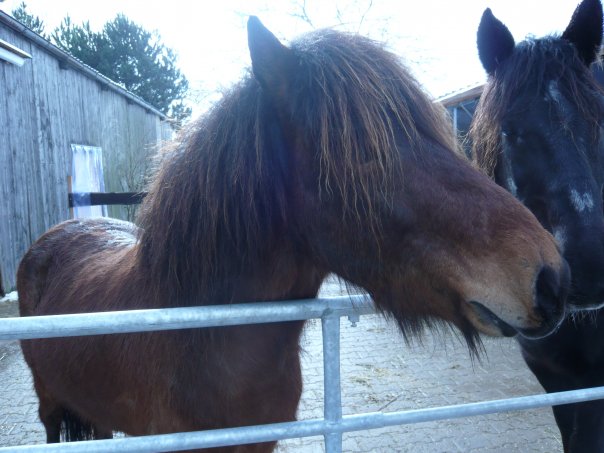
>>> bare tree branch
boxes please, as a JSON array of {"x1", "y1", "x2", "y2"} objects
[
  {"x1": 357, "y1": 0, "x2": 373, "y2": 33},
  {"x1": 292, "y1": 0, "x2": 315, "y2": 28}
]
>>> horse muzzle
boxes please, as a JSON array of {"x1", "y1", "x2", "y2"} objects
[
  {"x1": 518, "y1": 262, "x2": 570, "y2": 339},
  {"x1": 466, "y1": 262, "x2": 569, "y2": 339}
]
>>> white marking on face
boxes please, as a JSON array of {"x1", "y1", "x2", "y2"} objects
[
  {"x1": 506, "y1": 177, "x2": 517, "y2": 197},
  {"x1": 569, "y1": 189, "x2": 595, "y2": 213},
  {"x1": 553, "y1": 227, "x2": 566, "y2": 253},
  {"x1": 548, "y1": 80, "x2": 563, "y2": 104}
]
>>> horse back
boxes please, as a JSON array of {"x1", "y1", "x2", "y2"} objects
[{"x1": 17, "y1": 217, "x2": 139, "y2": 318}]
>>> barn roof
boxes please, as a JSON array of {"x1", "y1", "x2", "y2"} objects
[
  {"x1": 437, "y1": 83, "x2": 485, "y2": 108},
  {"x1": 0, "y1": 11, "x2": 167, "y2": 120}
]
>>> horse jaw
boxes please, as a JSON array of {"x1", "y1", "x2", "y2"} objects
[{"x1": 463, "y1": 301, "x2": 517, "y2": 337}]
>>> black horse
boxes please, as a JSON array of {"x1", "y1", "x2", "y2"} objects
[{"x1": 471, "y1": 0, "x2": 604, "y2": 451}]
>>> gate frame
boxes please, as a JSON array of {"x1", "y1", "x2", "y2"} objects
[{"x1": 2, "y1": 295, "x2": 604, "y2": 452}]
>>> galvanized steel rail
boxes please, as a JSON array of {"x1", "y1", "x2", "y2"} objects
[
  {"x1": 2, "y1": 295, "x2": 604, "y2": 452},
  {"x1": 0, "y1": 295, "x2": 373, "y2": 340}
]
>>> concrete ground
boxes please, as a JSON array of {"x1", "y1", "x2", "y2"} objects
[{"x1": 0, "y1": 279, "x2": 563, "y2": 452}]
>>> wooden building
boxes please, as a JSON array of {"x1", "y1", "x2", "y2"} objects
[{"x1": 0, "y1": 12, "x2": 173, "y2": 291}]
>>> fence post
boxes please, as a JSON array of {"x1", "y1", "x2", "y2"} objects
[
  {"x1": 322, "y1": 311, "x2": 343, "y2": 453},
  {"x1": 67, "y1": 175, "x2": 74, "y2": 219}
]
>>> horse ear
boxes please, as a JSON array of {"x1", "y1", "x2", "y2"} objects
[
  {"x1": 477, "y1": 8, "x2": 515, "y2": 75},
  {"x1": 247, "y1": 16, "x2": 293, "y2": 93},
  {"x1": 562, "y1": 0, "x2": 603, "y2": 66}
]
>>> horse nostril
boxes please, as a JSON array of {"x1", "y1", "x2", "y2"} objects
[{"x1": 535, "y1": 263, "x2": 569, "y2": 321}]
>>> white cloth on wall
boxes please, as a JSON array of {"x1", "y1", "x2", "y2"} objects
[{"x1": 71, "y1": 144, "x2": 107, "y2": 218}]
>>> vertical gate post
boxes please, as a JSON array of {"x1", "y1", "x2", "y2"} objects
[{"x1": 322, "y1": 311, "x2": 343, "y2": 453}]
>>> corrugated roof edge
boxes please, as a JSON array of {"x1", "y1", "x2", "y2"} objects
[
  {"x1": 0, "y1": 11, "x2": 168, "y2": 120},
  {"x1": 437, "y1": 83, "x2": 485, "y2": 108}
]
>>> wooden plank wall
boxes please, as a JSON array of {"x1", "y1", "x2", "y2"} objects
[{"x1": 0, "y1": 25, "x2": 174, "y2": 291}]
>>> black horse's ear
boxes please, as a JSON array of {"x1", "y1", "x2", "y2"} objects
[
  {"x1": 247, "y1": 16, "x2": 293, "y2": 93},
  {"x1": 562, "y1": 0, "x2": 603, "y2": 66},
  {"x1": 477, "y1": 8, "x2": 515, "y2": 75}
]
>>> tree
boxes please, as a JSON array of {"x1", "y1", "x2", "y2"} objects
[
  {"x1": 52, "y1": 14, "x2": 191, "y2": 125},
  {"x1": 51, "y1": 16, "x2": 100, "y2": 67},
  {"x1": 11, "y1": 1, "x2": 46, "y2": 36}
]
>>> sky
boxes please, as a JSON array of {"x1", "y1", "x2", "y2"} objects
[{"x1": 0, "y1": 0, "x2": 586, "y2": 119}]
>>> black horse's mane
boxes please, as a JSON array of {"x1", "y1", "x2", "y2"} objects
[{"x1": 472, "y1": 35, "x2": 604, "y2": 175}]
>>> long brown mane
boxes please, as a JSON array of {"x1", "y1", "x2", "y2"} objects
[
  {"x1": 137, "y1": 29, "x2": 456, "y2": 304},
  {"x1": 471, "y1": 36, "x2": 604, "y2": 176}
]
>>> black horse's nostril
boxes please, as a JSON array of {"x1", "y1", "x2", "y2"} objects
[{"x1": 535, "y1": 263, "x2": 569, "y2": 322}]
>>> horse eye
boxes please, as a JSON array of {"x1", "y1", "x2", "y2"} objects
[
  {"x1": 502, "y1": 127, "x2": 524, "y2": 144},
  {"x1": 501, "y1": 129, "x2": 515, "y2": 140},
  {"x1": 501, "y1": 123, "x2": 514, "y2": 138}
]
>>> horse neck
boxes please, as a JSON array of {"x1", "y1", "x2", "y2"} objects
[
  {"x1": 211, "y1": 249, "x2": 327, "y2": 305},
  {"x1": 137, "y1": 232, "x2": 326, "y2": 307},
  {"x1": 136, "y1": 80, "x2": 330, "y2": 306}
]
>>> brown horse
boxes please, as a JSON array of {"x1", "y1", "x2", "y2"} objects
[{"x1": 18, "y1": 17, "x2": 568, "y2": 452}]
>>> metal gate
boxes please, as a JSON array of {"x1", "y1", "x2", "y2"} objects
[{"x1": 2, "y1": 295, "x2": 604, "y2": 452}]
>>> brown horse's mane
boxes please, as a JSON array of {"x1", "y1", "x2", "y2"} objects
[
  {"x1": 136, "y1": 29, "x2": 457, "y2": 303},
  {"x1": 471, "y1": 35, "x2": 604, "y2": 176}
]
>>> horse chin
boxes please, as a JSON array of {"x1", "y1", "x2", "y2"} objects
[
  {"x1": 465, "y1": 301, "x2": 518, "y2": 337},
  {"x1": 512, "y1": 314, "x2": 568, "y2": 340},
  {"x1": 568, "y1": 301, "x2": 604, "y2": 312}
]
